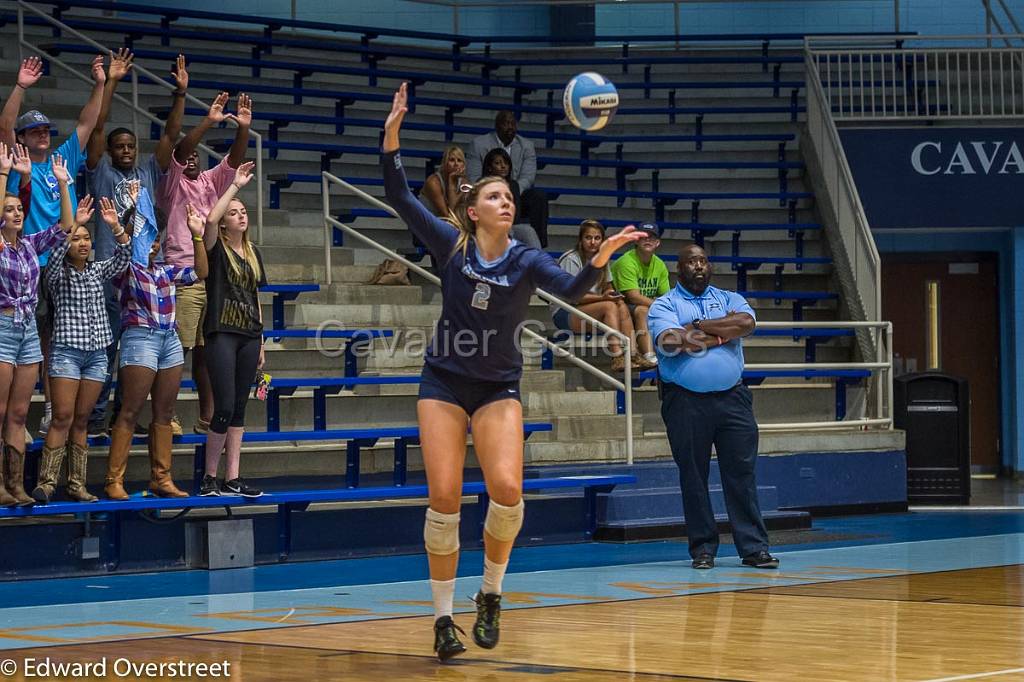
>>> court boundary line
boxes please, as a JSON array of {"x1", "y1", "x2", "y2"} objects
[
  {"x1": 1, "y1": 554, "x2": 1022, "y2": 652},
  {"x1": 917, "y1": 667, "x2": 1024, "y2": 682}
]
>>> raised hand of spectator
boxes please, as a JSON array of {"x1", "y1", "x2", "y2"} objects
[
  {"x1": 0, "y1": 142, "x2": 12, "y2": 174},
  {"x1": 99, "y1": 197, "x2": 121, "y2": 230},
  {"x1": 171, "y1": 53, "x2": 188, "y2": 92},
  {"x1": 51, "y1": 153, "x2": 70, "y2": 185},
  {"x1": 17, "y1": 57, "x2": 44, "y2": 90},
  {"x1": 108, "y1": 48, "x2": 134, "y2": 82},
  {"x1": 231, "y1": 160, "x2": 255, "y2": 189},
  {"x1": 185, "y1": 203, "x2": 205, "y2": 237},
  {"x1": 234, "y1": 93, "x2": 252, "y2": 128},
  {"x1": 127, "y1": 179, "x2": 140, "y2": 205},
  {"x1": 90, "y1": 55, "x2": 105, "y2": 85},
  {"x1": 206, "y1": 92, "x2": 230, "y2": 124},
  {"x1": 76, "y1": 194, "x2": 95, "y2": 226},
  {"x1": 11, "y1": 143, "x2": 30, "y2": 176}
]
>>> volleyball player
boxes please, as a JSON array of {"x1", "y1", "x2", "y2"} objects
[{"x1": 382, "y1": 83, "x2": 641, "y2": 662}]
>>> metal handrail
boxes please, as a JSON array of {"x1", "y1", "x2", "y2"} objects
[
  {"x1": 321, "y1": 172, "x2": 635, "y2": 464},
  {"x1": 17, "y1": 0, "x2": 265, "y2": 244}
]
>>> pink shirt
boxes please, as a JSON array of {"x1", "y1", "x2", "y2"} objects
[{"x1": 157, "y1": 155, "x2": 235, "y2": 268}]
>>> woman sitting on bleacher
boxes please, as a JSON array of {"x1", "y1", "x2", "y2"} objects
[
  {"x1": 103, "y1": 185, "x2": 208, "y2": 501},
  {"x1": 33, "y1": 193, "x2": 131, "y2": 504},
  {"x1": 552, "y1": 220, "x2": 638, "y2": 372},
  {"x1": 422, "y1": 145, "x2": 467, "y2": 217},
  {"x1": 481, "y1": 147, "x2": 543, "y2": 250},
  {"x1": 0, "y1": 147, "x2": 72, "y2": 508},
  {"x1": 198, "y1": 162, "x2": 266, "y2": 499}
]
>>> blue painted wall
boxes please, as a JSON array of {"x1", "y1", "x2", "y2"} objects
[
  {"x1": 874, "y1": 230, "x2": 1023, "y2": 476},
  {"x1": 133, "y1": 0, "x2": 550, "y2": 38},
  {"x1": 596, "y1": 0, "x2": 1024, "y2": 37}
]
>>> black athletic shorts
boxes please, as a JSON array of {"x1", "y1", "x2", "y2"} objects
[{"x1": 418, "y1": 363, "x2": 521, "y2": 416}]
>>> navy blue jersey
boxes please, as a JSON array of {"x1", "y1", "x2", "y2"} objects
[{"x1": 383, "y1": 150, "x2": 600, "y2": 382}]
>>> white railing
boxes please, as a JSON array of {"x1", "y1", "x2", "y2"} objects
[
  {"x1": 803, "y1": 44, "x2": 882, "y2": 337},
  {"x1": 16, "y1": 0, "x2": 265, "y2": 243},
  {"x1": 807, "y1": 34, "x2": 1024, "y2": 120},
  {"x1": 983, "y1": 0, "x2": 1024, "y2": 48},
  {"x1": 321, "y1": 172, "x2": 636, "y2": 463},
  {"x1": 747, "y1": 321, "x2": 893, "y2": 431}
]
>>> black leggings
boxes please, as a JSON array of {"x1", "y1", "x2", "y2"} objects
[{"x1": 205, "y1": 331, "x2": 261, "y2": 434}]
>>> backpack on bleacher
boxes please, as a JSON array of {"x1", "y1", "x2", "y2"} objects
[{"x1": 368, "y1": 259, "x2": 411, "y2": 286}]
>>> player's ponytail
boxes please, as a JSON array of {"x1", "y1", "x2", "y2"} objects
[{"x1": 445, "y1": 176, "x2": 511, "y2": 258}]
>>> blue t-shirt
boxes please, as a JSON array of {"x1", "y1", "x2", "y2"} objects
[
  {"x1": 647, "y1": 283, "x2": 756, "y2": 392},
  {"x1": 6, "y1": 131, "x2": 85, "y2": 266},
  {"x1": 87, "y1": 153, "x2": 164, "y2": 260},
  {"x1": 383, "y1": 150, "x2": 600, "y2": 382}
]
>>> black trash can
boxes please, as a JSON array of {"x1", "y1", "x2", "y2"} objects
[{"x1": 894, "y1": 372, "x2": 970, "y2": 505}]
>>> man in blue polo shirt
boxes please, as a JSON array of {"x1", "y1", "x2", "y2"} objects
[{"x1": 648, "y1": 242, "x2": 778, "y2": 570}]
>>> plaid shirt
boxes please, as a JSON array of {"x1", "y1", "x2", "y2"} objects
[
  {"x1": 115, "y1": 262, "x2": 198, "y2": 331},
  {"x1": 45, "y1": 239, "x2": 131, "y2": 350},
  {"x1": 0, "y1": 223, "x2": 67, "y2": 325}
]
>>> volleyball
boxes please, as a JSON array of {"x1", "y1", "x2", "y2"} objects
[{"x1": 563, "y1": 72, "x2": 619, "y2": 131}]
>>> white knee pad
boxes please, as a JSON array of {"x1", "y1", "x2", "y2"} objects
[
  {"x1": 424, "y1": 507, "x2": 461, "y2": 555},
  {"x1": 484, "y1": 498, "x2": 524, "y2": 542}
]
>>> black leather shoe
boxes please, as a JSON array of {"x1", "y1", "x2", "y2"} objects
[
  {"x1": 691, "y1": 553, "x2": 715, "y2": 569},
  {"x1": 741, "y1": 550, "x2": 780, "y2": 569},
  {"x1": 472, "y1": 592, "x2": 502, "y2": 649},
  {"x1": 433, "y1": 616, "x2": 467, "y2": 662}
]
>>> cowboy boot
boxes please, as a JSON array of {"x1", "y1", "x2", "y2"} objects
[
  {"x1": 104, "y1": 425, "x2": 134, "y2": 500},
  {"x1": 0, "y1": 441, "x2": 17, "y2": 507},
  {"x1": 4, "y1": 444, "x2": 36, "y2": 506},
  {"x1": 66, "y1": 442, "x2": 98, "y2": 503},
  {"x1": 148, "y1": 423, "x2": 187, "y2": 498},
  {"x1": 30, "y1": 443, "x2": 66, "y2": 504}
]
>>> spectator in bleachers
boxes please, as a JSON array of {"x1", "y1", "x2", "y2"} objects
[
  {"x1": 466, "y1": 111, "x2": 549, "y2": 247},
  {"x1": 611, "y1": 224, "x2": 669, "y2": 368},
  {"x1": 0, "y1": 55, "x2": 107, "y2": 437},
  {"x1": 103, "y1": 185, "x2": 208, "y2": 501},
  {"x1": 85, "y1": 52, "x2": 184, "y2": 438},
  {"x1": 481, "y1": 148, "x2": 542, "y2": 250},
  {"x1": 422, "y1": 145, "x2": 467, "y2": 217},
  {"x1": 198, "y1": 162, "x2": 265, "y2": 499},
  {"x1": 552, "y1": 220, "x2": 637, "y2": 372},
  {"x1": 0, "y1": 150, "x2": 75, "y2": 507},
  {"x1": 33, "y1": 193, "x2": 131, "y2": 505},
  {"x1": 157, "y1": 87, "x2": 253, "y2": 436}
]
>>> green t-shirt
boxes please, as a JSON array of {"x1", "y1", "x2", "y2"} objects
[{"x1": 611, "y1": 249, "x2": 671, "y2": 300}]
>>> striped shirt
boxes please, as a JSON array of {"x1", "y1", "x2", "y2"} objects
[
  {"x1": 114, "y1": 262, "x2": 198, "y2": 331},
  {"x1": 45, "y1": 239, "x2": 131, "y2": 350},
  {"x1": 0, "y1": 222, "x2": 66, "y2": 325}
]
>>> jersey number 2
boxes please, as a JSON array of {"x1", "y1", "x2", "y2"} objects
[{"x1": 471, "y1": 282, "x2": 491, "y2": 310}]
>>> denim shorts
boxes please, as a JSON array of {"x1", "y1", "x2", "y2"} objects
[
  {"x1": 119, "y1": 326, "x2": 184, "y2": 372},
  {"x1": 0, "y1": 314, "x2": 43, "y2": 366},
  {"x1": 49, "y1": 344, "x2": 109, "y2": 383}
]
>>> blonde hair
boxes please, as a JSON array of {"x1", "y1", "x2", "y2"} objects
[
  {"x1": 445, "y1": 176, "x2": 512, "y2": 258},
  {"x1": 439, "y1": 145, "x2": 465, "y2": 180},
  {"x1": 219, "y1": 198, "x2": 262, "y2": 284}
]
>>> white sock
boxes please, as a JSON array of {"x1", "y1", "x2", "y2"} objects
[
  {"x1": 481, "y1": 556, "x2": 508, "y2": 596},
  {"x1": 430, "y1": 578, "x2": 456, "y2": 620}
]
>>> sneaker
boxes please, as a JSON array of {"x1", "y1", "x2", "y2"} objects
[
  {"x1": 87, "y1": 422, "x2": 107, "y2": 438},
  {"x1": 38, "y1": 414, "x2": 51, "y2": 436},
  {"x1": 222, "y1": 478, "x2": 263, "y2": 498},
  {"x1": 741, "y1": 550, "x2": 780, "y2": 569},
  {"x1": 170, "y1": 416, "x2": 183, "y2": 437},
  {"x1": 199, "y1": 475, "x2": 221, "y2": 497},
  {"x1": 691, "y1": 553, "x2": 715, "y2": 570},
  {"x1": 471, "y1": 592, "x2": 501, "y2": 649},
  {"x1": 433, "y1": 616, "x2": 467, "y2": 662},
  {"x1": 193, "y1": 419, "x2": 210, "y2": 435}
]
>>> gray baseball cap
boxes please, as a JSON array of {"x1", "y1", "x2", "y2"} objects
[{"x1": 16, "y1": 110, "x2": 52, "y2": 133}]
